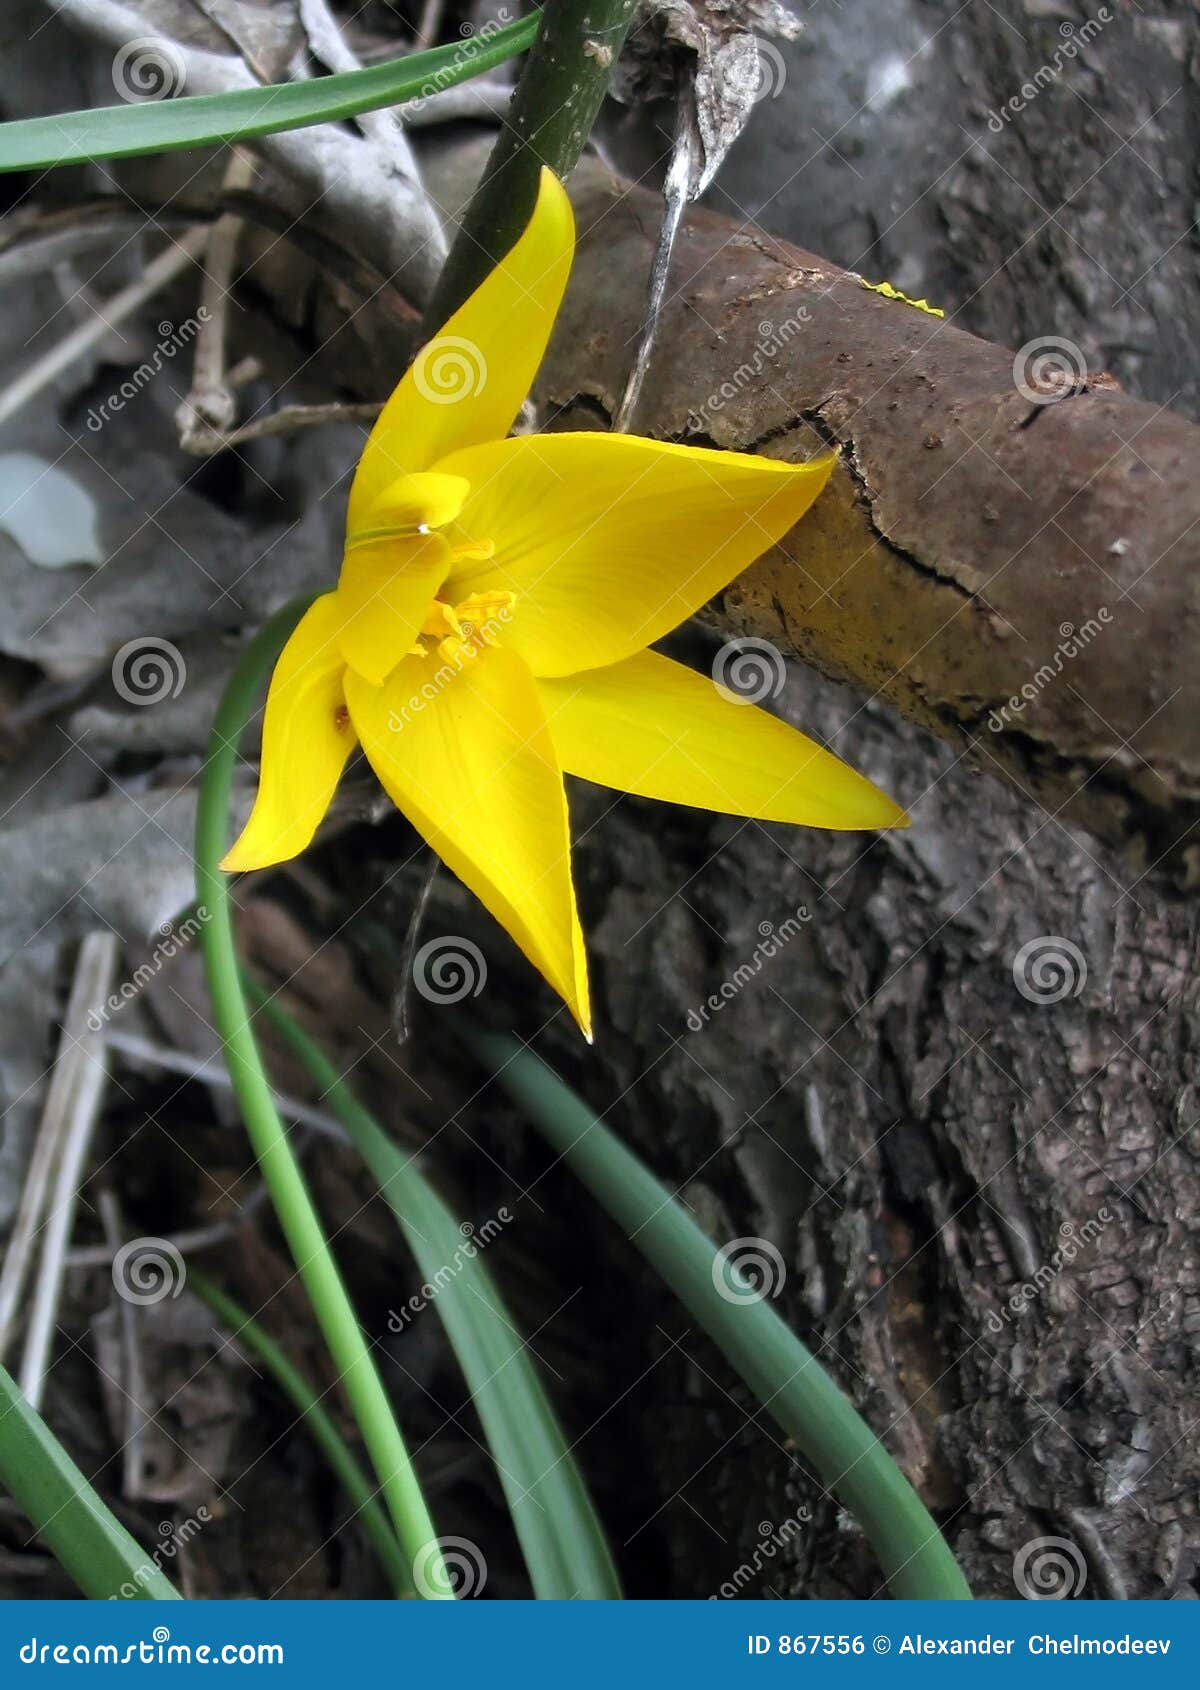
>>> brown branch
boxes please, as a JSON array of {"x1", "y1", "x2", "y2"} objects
[
  {"x1": 538, "y1": 167, "x2": 1200, "y2": 886},
  {"x1": 232, "y1": 155, "x2": 1200, "y2": 884}
]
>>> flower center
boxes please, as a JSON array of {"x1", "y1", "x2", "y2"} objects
[{"x1": 409, "y1": 589, "x2": 516, "y2": 664}]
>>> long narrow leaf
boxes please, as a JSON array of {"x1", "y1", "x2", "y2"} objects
[
  {"x1": 245, "y1": 982, "x2": 621, "y2": 1601},
  {"x1": 189, "y1": 1274, "x2": 411, "y2": 1597},
  {"x1": 467, "y1": 1030, "x2": 973, "y2": 1602},
  {"x1": 0, "y1": 1363, "x2": 179, "y2": 1599},
  {"x1": 0, "y1": 14, "x2": 538, "y2": 175}
]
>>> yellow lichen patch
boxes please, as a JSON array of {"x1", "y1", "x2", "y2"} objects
[{"x1": 859, "y1": 277, "x2": 945, "y2": 318}]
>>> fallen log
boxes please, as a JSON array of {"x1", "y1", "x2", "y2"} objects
[{"x1": 232, "y1": 150, "x2": 1200, "y2": 885}]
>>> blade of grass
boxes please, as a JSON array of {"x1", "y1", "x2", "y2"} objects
[
  {"x1": 0, "y1": 13, "x2": 538, "y2": 176},
  {"x1": 243, "y1": 982, "x2": 621, "y2": 1601},
  {"x1": 465, "y1": 1030, "x2": 973, "y2": 1602},
  {"x1": 0, "y1": 1362, "x2": 179, "y2": 1599},
  {"x1": 189, "y1": 1273, "x2": 412, "y2": 1597},
  {"x1": 196, "y1": 599, "x2": 450, "y2": 1599}
]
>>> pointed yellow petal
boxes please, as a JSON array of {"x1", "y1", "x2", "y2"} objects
[
  {"x1": 335, "y1": 530, "x2": 450, "y2": 686},
  {"x1": 435, "y1": 433, "x2": 836, "y2": 677},
  {"x1": 221, "y1": 594, "x2": 356, "y2": 872},
  {"x1": 538, "y1": 650, "x2": 908, "y2": 831},
  {"x1": 344, "y1": 645, "x2": 591, "y2": 1034},
  {"x1": 347, "y1": 168, "x2": 574, "y2": 528},
  {"x1": 352, "y1": 470, "x2": 471, "y2": 538}
]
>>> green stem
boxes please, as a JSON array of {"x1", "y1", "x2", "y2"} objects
[
  {"x1": 467, "y1": 1030, "x2": 973, "y2": 1601},
  {"x1": 423, "y1": 0, "x2": 639, "y2": 333},
  {"x1": 189, "y1": 1274, "x2": 411, "y2": 1597},
  {"x1": 194, "y1": 600, "x2": 450, "y2": 1599}
]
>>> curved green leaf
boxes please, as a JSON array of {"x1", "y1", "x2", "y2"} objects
[
  {"x1": 466, "y1": 1030, "x2": 973, "y2": 1602},
  {"x1": 0, "y1": 1362, "x2": 179, "y2": 1599},
  {"x1": 245, "y1": 981, "x2": 621, "y2": 1602},
  {"x1": 0, "y1": 14, "x2": 537, "y2": 175}
]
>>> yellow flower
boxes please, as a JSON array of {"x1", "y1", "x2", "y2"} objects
[{"x1": 223, "y1": 169, "x2": 906, "y2": 1039}]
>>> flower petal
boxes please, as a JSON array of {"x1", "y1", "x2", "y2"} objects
[
  {"x1": 347, "y1": 168, "x2": 575, "y2": 528},
  {"x1": 435, "y1": 433, "x2": 836, "y2": 677},
  {"x1": 336, "y1": 530, "x2": 451, "y2": 686},
  {"x1": 344, "y1": 644, "x2": 590, "y2": 1035},
  {"x1": 221, "y1": 594, "x2": 356, "y2": 872},
  {"x1": 538, "y1": 650, "x2": 908, "y2": 830}
]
